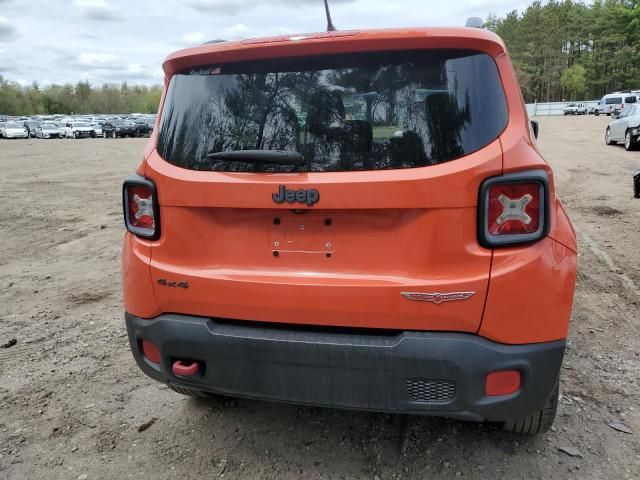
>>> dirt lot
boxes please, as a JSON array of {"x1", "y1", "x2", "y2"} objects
[{"x1": 1, "y1": 116, "x2": 639, "y2": 479}]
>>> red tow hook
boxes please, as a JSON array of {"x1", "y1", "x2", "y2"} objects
[{"x1": 172, "y1": 360, "x2": 201, "y2": 377}]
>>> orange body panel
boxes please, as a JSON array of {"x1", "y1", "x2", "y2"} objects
[
  {"x1": 122, "y1": 234, "x2": 159, "y2": 318},
  {"x1": 479, "y1": 238, "x2": 577, "y2": 343},
  {"x1": 122, "y1": 27, "x2": 577, "y2": 345}
]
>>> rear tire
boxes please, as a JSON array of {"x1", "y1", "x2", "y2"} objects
[
  {"x1": 502, "y1": 383, "x2": 558, "y2": 434},
  {"x1": 624, "y1": 130, "x2": 637, "y2": 151},
  {"x1": 605, "y1": 127, "x2": 616, "y2": 145},
  {"x1": 595, "y1": 110, "x2": 600, "y2": 116},
  {"x1": 169, "y1": 385, "x2": 210, "y2": 398},
  {"x1": 168, "y1": 384, "x2": 225, "y2": 400}
]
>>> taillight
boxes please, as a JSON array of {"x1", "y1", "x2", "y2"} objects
[
  {"x1": 478, "y1": 170, "x2": 549, "y2": 247},
  {"x1": 123, "y1": 175, "x2": 160, "y2": 240}
]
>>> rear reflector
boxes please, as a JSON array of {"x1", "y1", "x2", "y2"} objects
[
  {"x1": 123, "y1": 175, "x2": 160, "y2": 240},
  {"x1": 141, "y1": 339, "x2": 161, "y2": 364},
  {"x1": 478, "y1": 170, "x2": 549, "y2": 247},
  {"x1": 486, "y1": 370, "x2": 521, "y2": 396}
]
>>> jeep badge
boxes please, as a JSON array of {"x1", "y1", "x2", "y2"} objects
[{"x1": 272, "y1": 185, "x2": 319, "y2": 206}]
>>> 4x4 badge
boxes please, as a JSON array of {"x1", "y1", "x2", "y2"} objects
[
  {"x1": 401, "y1": 291, "x2": 475, "y2": 305},
  {"x1": 272, "y1": 185, "x2": 319, "y2": 206}
]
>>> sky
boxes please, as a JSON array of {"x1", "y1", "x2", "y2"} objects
[{"x1": 0, "y1": 0, "x2": 530, "y2": 86}]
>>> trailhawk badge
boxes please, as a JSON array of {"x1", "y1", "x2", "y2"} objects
[{"x1": 401, "y1": 291, "x2": 475, "y2": 304}]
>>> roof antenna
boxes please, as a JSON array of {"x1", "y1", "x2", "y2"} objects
[{"x1": 324, "y1": 0, "x2": 337, "y2": 31}]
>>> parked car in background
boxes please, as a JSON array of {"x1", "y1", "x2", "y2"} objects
[
  {"x1": 102, "y1": 120, "x2": 137, "y2": 138},
  {"x1": 62, "y1": 121, "x2": 96, "y2": 139},
  {"x1": 605, "y1": 104, "x2": 640, "y2": 151},
  {"x1": 54, "y1": 122, "x2": 67, "y2": 137},
  {"x1": 35, "y1": 122, "x2": 63, "y2": 139},
  {"x1": 133, "y1": 119, "x2": 151, "y2": 137},
  {"x1": 594, "y1": 92, "x2": 637, "y2": 116},
  {"x1": 563, "y1": 103, "x2": 587, "y2": 115},
  {"x1": 91, "y1": 123, "x2": 104, "y2": 138},
  {"x1": 0, "y1": 121, "x2": 29, "y2": 139},
  {"x1": 24, "y1": 120, "x2": 41, "y2": 137},
  {"x1": 146, "y1": 115, "x2": 157, "y2": 131}
]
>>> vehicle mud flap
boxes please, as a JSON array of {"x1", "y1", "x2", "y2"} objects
[{"x1": 634, "y1": 172, "x2": 640, "y2": 198}]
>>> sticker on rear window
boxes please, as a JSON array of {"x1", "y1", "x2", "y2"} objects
[{"x1": 189, "y1": 67, "x2": 222, "y2": 76}]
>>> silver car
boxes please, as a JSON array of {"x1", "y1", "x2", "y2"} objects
[
  {"x1": 605, "y1": 104, "x2": 640, "y2": 151},
  {"x1": 91, "y1": 123, "x2": 104, "y2": 137},
  {"x1": 35, "y1": 122, "x2": 63, "y2": 139}
]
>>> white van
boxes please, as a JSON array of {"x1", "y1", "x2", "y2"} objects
[{"x1": 595, "y1": 92, "x2": 637, "y2": 116}]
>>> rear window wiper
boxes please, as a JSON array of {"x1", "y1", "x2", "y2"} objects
[{"x1": 206, "y1": 150, "x2": 305, "y2": 166}]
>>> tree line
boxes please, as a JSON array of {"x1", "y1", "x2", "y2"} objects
[
  {"x1": 486, "y1": 0, "x2": 640, "y2": 103},
  {"x1": 0, "y1": 76, "x2": 162, "y2": 116}
]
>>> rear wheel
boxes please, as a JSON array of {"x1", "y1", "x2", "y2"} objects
[
  {"x1": 605, "y1": 127, "x2": 616, "y2": 145},
  {"x1": 502, "y1": 383, "x2": 558, "y2": 434},
  {"x1": 594, "y1": 110, "x2": 600, "y2": 116},
  {"x1": 73, "y1": 131, "x2": 79, "y2": 139},
  {"x1": 624, "y1": 130, "x2": 637, "y2": 151}
]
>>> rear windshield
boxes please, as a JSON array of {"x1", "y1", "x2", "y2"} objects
[{"x1": 157, "y1": 50, "x2": 508, "y2": 173}]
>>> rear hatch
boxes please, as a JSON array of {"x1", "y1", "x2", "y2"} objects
[{"x1": 145, "y1": 36, "x2": 508, "y2": 332}]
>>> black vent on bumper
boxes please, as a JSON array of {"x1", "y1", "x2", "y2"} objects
[{"x1": 406, "y1": 380, "x2": 456, "y2": 403}]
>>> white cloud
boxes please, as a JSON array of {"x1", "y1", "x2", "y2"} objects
[
  {"x1": 127, "y1": 63, "x2": 144, "y2": 74},
  {"x1": 181, "y1": 31, "x2": 206, "y2": 45},
  {"x1": 223, "y1": 23, "x2": 250, "y2": 39},
  {"x1": 0, "y1": 16, "x2": 18, "y2": 41},
  {"x1": 75, "y1": 52, "x2": 121, "y2": 69},
  {"x1": 74, "y1": 0, "x2": 122, "y2": 21},
  {"x1": 181, "y1": 24, "x2": 249, "y2": 45},
  {"x1": 185, "y1": 0, "x2": 355, "y2": 14},
  {"x1": 0, "y1": 0, "x2": 533, "y2": 85}
]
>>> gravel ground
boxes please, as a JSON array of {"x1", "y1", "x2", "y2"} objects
[{"x1": 1, "y1": 116, "x2": 639, "y2": 479}]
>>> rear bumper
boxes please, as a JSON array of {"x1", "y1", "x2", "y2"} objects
[{"x1": 125, "y1": 312, "x2": 565, "y2": 422}]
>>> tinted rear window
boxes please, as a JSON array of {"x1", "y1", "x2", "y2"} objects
[{"x1": 157, "y1": 50, "x2": 508, "y2": 173}]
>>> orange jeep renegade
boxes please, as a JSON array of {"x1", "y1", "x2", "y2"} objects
[{"x1": 122, "y1": 24, "x2": 577, "y2": 433}]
